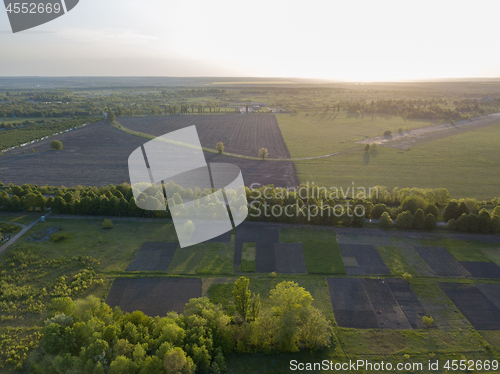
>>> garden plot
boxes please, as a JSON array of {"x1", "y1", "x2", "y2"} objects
[
  {"x1": 274, "y1": 243, "x2": 307, "y2": 273},
  {"x1": 362, "y1": 279, "x2": 411, "y2": 330},
  {"x1": 126, "y1": 242, "x2": 178, "y2": 271},
  {"x1": 415, "y1": 247, "x2": 470, "y2": 277},
  {"x1": 337, "y1": 233, "x2": 393, "y2": 246},
  {"x1": 386, "y1": 279, "x2": 426, "y2": 329},
  {"x1": 106, "y1": 277, "x2": 202, "y2": 316},
  {"x1": 476, "y1": 284, "x2": 500, "y2": 310},
  {"x1": 255, "y1": 227, "x2": 281, "y2": 273},
  {"x1": 327, "y1": 278, "x2": 379, "y2": 329},
  {"x1": 459, "y1": 262, "x2": 500, "y2": 279},
  {"x1": 439, "y1": 283, "x2": 500, "y2": 330},
  {"x1": 339, "y1": 244, "x2": 390, "y2": 275}
]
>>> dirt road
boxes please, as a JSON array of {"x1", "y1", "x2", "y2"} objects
[{"x1": 356, "y1": 112, "x2": 500, "y2": 149}]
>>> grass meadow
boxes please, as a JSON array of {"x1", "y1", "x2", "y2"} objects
[{"x1": 291, "y1": 123, "x2": 500, "y2": 200}]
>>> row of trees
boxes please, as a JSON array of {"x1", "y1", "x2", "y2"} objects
[
  {"x1": 2, "y1": 183, "x2": 500, "y2": 233},
  {"x1": 35, "y1": 278, "x2": 332, "y2": 374}
]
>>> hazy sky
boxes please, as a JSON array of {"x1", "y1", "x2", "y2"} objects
[{"x1": 1, "y1": 0, "x2": 500, "y2": 80}]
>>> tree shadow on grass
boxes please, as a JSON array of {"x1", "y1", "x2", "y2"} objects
[{"x1": 363, "y1": 152, "x2": 370, "y2": 165}]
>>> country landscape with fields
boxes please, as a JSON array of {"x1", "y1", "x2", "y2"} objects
[{"x1": 2, "y1": 1, "x2": 500, "y2": 373}]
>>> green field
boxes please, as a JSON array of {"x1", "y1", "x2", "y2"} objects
[
  {"x1": 239, "y1": 242, "x2": 256, "y2": 272},
  {"x1": 2, "y1": 214, "x2": 500, "y2": 373},
  {"x1": 280, "y1": 228, "x2": 345, "y2": 274},
  {"x1": 277, "y1": 112, "x2": 438, "y2": 157},
  {"x1": 291, "y1": 124, "x2": 500, "y2": 200}
]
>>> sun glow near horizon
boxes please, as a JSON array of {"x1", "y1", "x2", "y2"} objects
[{"x1": 1, "y1": 0, "x2": 500, "y2": 80}]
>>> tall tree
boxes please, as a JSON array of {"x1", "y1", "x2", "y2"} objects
[{"x1": 232, "y1": 277, "x2": 251, "y2": 321}]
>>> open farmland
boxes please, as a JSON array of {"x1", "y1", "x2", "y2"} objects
[
  {"x1": 119, "y1": 115, "x2": 293, "y2": 159},
  {"x1": 292, "y1": 123, "x2": 500, "y2": 199},
  {"x1": 0, "y1": 120, "x2": 299, "y2": 187}
]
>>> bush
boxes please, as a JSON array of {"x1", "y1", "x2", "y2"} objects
[
  {"x1": 455, "y1": 213, "x2": 468, "y2": 232},
  {"x1": 398, "y1": 127, "x2": 403, "y2": 133},
  {"x1": 424, "y1": 204, "x2": 439, "y2": 219},
  {"x1": 378, "y1": 212, "x2": 393, "y2": 229},
  {"x1": 478, "y1": 209, "x2": 492, "y2": 234},
  {"x1": 383, "y1": 130, "x2": 392, "y2": 136},
  {"x1": 401, "y1": 196, "x2": 427, "y2": 215},
  {"x1": 424, "y1": 213, "x2": 437, "y2": 231},
  {"x1": 102, "y1": 219, "x2": 114, "y2": 229},
  {"x1": 466, "y1": 213, "x2": 479, "y2": 233},
  {"x1": 446, "y1": 218, "x2": 457, "y2": 231},
  {"x1": 216, "y1": 142, "x2": 224, "y2": 153},
  {"x1": 363, "y1": 144, "x2": 370, "y2": 152},
  {"x1": 402, "y1": 272, "x2": 412, "y2": 283},
  {"x1": 370, "y1": 143, "x2": 377, "y2": 149},
  {"x1": 371, "y1": 203, "x2": 388, "y2": 219},
  {"x1": 413, "y1": 209, "x2": 425, "y2": 230},
  {"x1": 395, "y1": 211, "x2": 413, "y2": 229},
  {"x1": 269, "y1": 271, "x2": 277, "y2": 278},
  {"x1": 422, "y1": 315, "x2": 434, "y2": 328},
  {"x1": 258, "y1": 148, "x2": 268, "y2": 160},
  {"x1": 50, "y1": 140, "x2": 63, "y2": 150}
]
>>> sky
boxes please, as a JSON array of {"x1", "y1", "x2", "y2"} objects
[{"x1": 1, "y1": 0, "x2": 500, "y2": 81}]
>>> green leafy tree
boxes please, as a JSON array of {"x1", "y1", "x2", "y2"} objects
[
  {"x1": 478, "y1": 209, "x2": 492, "y2": 234},
  {"x1": 270, "y1": 281, "x2": 313, "y2": 315},
  {"x1": 413, "y1": 209, "x2": 425, "y2": 230},
  {"x1": 395, "y1": 211, "x2": 413, "y2": 229},
  {"x1": 424, "y1": 213, "x2": 437, "y2": 231},
  {"x1": 109, "y1": 356, "x2": 137, "y2": 374},
  {"x1": 107, "y1": 110, "x2": 116, "y2": 123},
  {"x1": 233, "y1": 277, "x2": 251, "y2": 321},
  {"x1": 50, "y1": 140, "x2": 63, "y2": 150},
  {"x1": 249, "y1": 293, "x2": 261, "y2": 322},
  {"x1": 371, "y1": 203, "x2": 388, "y2": 219},
  {"x1": 258, "y1": 148, "x2": 268, "y2": 160},
  {"x1": 378, "y1": 211, "x2": 393, "y2": 229},
  {"x1": 164, "y1": 347, "x2": 196, "y2": 374},
  {"x1": 424, "y1": 203, "x2": 439, "y2": 219}
]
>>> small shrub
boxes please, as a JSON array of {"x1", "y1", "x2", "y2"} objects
[
  {"x1": 258, "y1": 148, "x2": 268, "y2": 160},
  {"x1": 422, "y1": 315, "x2": 434, "y2": 328},
  {"x1": 402, "y1": 272, "x2": 412, "y2": 283},
  {"x1": 216, "y1": 142, "x2": 224, "y2": 153},
  {"x1": 370, "y1": 143, "x2": 377, "y2": 149},
  {"x1": 50, "y1": 232, "x2": 74, "y2": 243},
  {"x1": 363, "y1": 144, "x2": 370, "y2": 152},
  {"x1": 102, "y1": 219, "x2": 114, "y2": 229},
  {"x1": 446, "y1": 218, "x2": 457, "y2": 231},
  {"x1": 269, "y1": 271, "x2": 277, "y2": 278},
  {"x1": 383, "y1": 130, "x2": 392, "y2": 136},
  {"x1": 50, "y1": 140, "x2": 63, "y2": 150},
  {"x1": 398, "y1": 127, "x2": 403, "y2": 133}
]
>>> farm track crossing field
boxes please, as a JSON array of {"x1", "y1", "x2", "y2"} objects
[
  {"x1": 119, "y1": 115, "x2": 292, "y2": 159},
  {"x1": 105, "y1": 277, "x2": 202, "y2": 316},
  {"x1": 0, "y1": 120, "x2": 299, "y2": 187}
]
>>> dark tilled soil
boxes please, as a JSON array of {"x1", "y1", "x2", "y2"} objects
[
  {"x1": 386, "y1": 279, "x2": 426, "y2": 329},
  {"x1": 126, "y1": 242, "x2": 178, "y2": 271},
  {"x1": 415, "y1": 247, "x2": 470, "y2": 277},
  {"x1": 0, "y1": 120, "x2": 299, "y2": 188},
  {"x1": 362, "y1": 279, "x2": 412, "y2": 330},
  {"x1": 459, "y1": 262, "x2": 500, "y2": 279},
  {"x1": 106, "y1": 277, "x2": 202, "y2": 316},
  {"x1": 477, "y1": 284, "x2": 500, "y2": 310},
  {"x1": 327, "y1": 278, "x2": 379, "y2": 329},
  {"x1": 255, "y1": 227, "x2": 281, "y2": 273},
  {"x1": 274, "y1": 243, "x2": 307, "y2": 273},
  {"x1": 439, "y1": 283, "x2": 500, "y2": 330},
  {"x1": 340, "y1": 244, "x2": 390, "y2": 275},
  {"x1": 119, "y1": 115, "x2": 292, "y2": 159}
]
